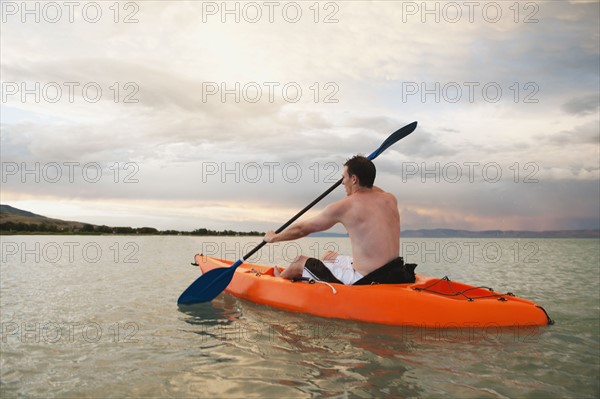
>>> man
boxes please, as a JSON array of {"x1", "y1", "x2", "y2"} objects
[{"x1": 264, "y1": 155, "x2": 405, "y2": 285}]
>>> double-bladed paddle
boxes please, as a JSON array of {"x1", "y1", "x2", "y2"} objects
[{"x1": 177, "y1": 121, "x2": 418, "y2": 305}]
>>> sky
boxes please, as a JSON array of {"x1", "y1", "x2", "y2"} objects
[{"x1": 1, "y1": 0, "x2": 599, "y2": 233}]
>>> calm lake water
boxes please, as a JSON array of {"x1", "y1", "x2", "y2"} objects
[{"x1": 1, "y1": 236, "x2": 598, "y2": 398}]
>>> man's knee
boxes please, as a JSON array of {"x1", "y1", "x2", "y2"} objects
[
  {"x1": 321, "y1": 250, "x2": 338, "y2": 262},
  {"x1": 279, "y1": 255, "x2": 308, "y2": 279},
  {"x1": 290, "y1": 256, "x2": 309, "y2": 272},
  {"x1": 292, "y1": 255, "x2": 308, "y2": 264}
]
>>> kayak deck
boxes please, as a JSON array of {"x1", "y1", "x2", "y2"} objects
[{"x1": 194, "y1": 255, "x2": 553, "y2": 328}]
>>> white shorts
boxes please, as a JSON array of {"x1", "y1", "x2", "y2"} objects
[{"x1": 302, "y1": 255, "x2": 364, "y2": 285}]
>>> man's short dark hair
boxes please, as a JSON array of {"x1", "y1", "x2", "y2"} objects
[{"x1": 344, "y1": 155, "x2": 376, "y2": 188}]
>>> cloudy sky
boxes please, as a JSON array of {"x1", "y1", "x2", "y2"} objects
[{"x1": 1, "y1": 0, "x2": 599, "y2": 232}]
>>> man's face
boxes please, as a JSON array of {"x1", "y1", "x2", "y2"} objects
[{"x1": 342, "y1": 166, "x2": 353, "y2": 196}]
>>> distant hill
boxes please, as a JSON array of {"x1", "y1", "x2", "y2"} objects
[
  {"x1": 0, "y1": 204, "x2": 85, "y2": 230},
  {"x1": 0, "y1": 204, "x2": 260, "y2": 236},
  {"x1": 0, "y1": 204, "x2": 48, "y2": 219},
  {"x1": 309, "y1": 232, "x2": 348, "y2": 238},
  {"x1": 401, "y1": 228, "x2": 600, "y2": 239}
]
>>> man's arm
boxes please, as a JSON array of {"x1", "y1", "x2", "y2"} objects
[{"x1": 264, "y1": 202, "x2": 342, "y2": 243}]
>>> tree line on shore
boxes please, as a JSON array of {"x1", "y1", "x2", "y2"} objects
[{"x1": 0, "y1": 221, "x2": 263, "y2": 236}]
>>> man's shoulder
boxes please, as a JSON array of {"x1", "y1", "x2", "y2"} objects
[
  {"x1": 376, "y1": 189, "x2": 398, "y2": 200},
  {"x1": 368, "y1": 189, "x2": 397, "y2": 201},
  {"x1": 324, "y1": 197, "x2": 351, "y2": 217},
  {"x1": 341, "y1": 191, "x2": 397, "y2": 209}
]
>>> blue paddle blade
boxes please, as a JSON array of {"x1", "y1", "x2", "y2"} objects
[
  {"x1": 368, "y1": 121, "x2": 417, "y2": 160},
  {"x1": 177, "y1": 264, "x2": 238, "y2": 305}
]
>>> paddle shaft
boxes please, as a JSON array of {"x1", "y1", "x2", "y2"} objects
[{"x1": 239, "y1": 178, "x2": 343, "y2": 263}]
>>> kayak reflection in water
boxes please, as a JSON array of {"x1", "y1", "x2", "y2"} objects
[{"x1": 264, "y1": 155, "x2": 406, "y2": 285}]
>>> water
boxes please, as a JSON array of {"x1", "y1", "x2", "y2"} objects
[{"x1": 1, "y1": 236, "x2": 598, "y2": 398}]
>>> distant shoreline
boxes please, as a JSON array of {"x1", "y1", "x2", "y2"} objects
[
  {"x1": 0, "y1": 231, "x2": 263, "y2": 237},
  {"x1": 400, "y1": 229, "x2": 600, "y2": 239},
  {"x1": 1, "y1": 230, "x2": 598, "y2": 239},
  {"x1": 1, "y1": 204, "x2": 598, "y2": 239}
]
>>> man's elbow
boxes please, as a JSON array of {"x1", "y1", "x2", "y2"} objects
[
  {"x1": 297, "y1": 225, "x2": 314, "y2": 237},
  {"x1": 297, "y1": 224, "x2": 321, "y2": 238}
]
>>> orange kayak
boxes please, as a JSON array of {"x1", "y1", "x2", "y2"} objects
[{"x1": 195, "y1": 255, "x2": 553, "y2": 328}]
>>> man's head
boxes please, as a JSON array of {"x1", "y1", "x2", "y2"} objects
[{"x1": 343, "y1": 155, "x2": 376, "y2": 189}]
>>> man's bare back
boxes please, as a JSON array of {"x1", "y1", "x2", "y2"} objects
[{"x1": 335, "y1": 188, "x2": 400, "y2": 275}]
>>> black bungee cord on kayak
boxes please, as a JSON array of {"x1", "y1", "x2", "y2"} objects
[
  {"x1": 413, "y1": 277, "x2": 555, "y2": 324},
  {"x1": 412, "y1": 276, "x2": 516, "y2": 302}
]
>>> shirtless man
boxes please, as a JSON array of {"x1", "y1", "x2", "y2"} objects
[{"x1": 263, "y1": 155, "x2": 401, "y2": 285}]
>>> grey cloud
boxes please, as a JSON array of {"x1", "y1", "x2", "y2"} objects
[
  {"x1": 540, "y1": 120, "x2": 600, "y2": 145},
  {"x1": 396, "y1": 178, "x2": 600, "y2": 230},
  {"x1": 2, "y1": 58, "x2": 285, "y2": 118},
  {"x1": 415, "y1": 2, "x2": 600, "y2": 102},
  {"x1": 0, "y1": 123, "x2": 132, "y2": 161},
  {"x1": 393, "y1": 129, "x2": 459, "y2": 158},
  {"x1": 343, "y1": 116, "x2": 408, "y2": 135},
  {"x1": 562, "y1": 94, "x2": 600, "y2": 116}
]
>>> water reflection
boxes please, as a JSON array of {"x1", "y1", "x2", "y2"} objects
[
  {"x1": 177, "y1": 294, "x2": 245, "y2": 344},
  {"x1": 179, "y1": 291, "x2": 556, "y2": 397},
  {"x1": 180, "y1": 293, "x2": 423, "y2": 398}
]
